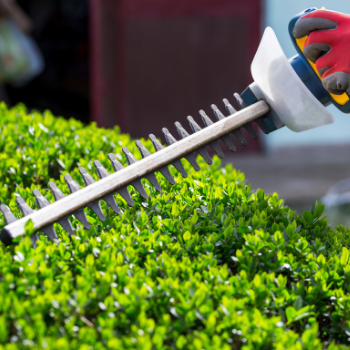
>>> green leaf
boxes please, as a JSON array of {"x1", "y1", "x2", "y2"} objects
[
  {"x1": 253, "y1": 274, "x2": 261, "y2": 288},
  {"x1": 116, "y1": 253, "x2": 124, "y2": 265},
  {"x1": 317, "y1": 254, "x2": 326, "y2": 267},
  {"x1": 285, "y1": 306, "x2": 297, "y2": 323},
  {"x1": 87, "y1": 215, "x2": 96, "y2": 224},
  {"x1": 313, "y1": 203, "x2": 325, "y2": 219},
  {"x1": 301, "y1": 324, "x2": 319, "y2": 345},
  {"x1": 171, "y1": 204, "x2": 179, "y2": 217},
  {"x1": 340, "y1": 247, "x2": 349, "y2": 266},
  {"x1": 303, "y1": 211, "x2": 313, "y2": 226},
  {"x1": 190, "y1": 210, "x2": 198, "y2": 225},
  {"x1": 257, "y1": 189, "x2": 264, "y2": 201},
  {"x1": 294, "y1": 296, "x2": 303, "y2": 311},
  {"x1": 24, "y1": 218, "x2": 35, "y2": 236},
  {"x1": 85, "y1": 254, "x2": 95, "y2": 267},
  {"x1": 223, "y1": 224, "x2": 233, "y2": 239},
  {"x1": 183, "y1": 231, "x2": 192, "y2": 241},
  {"x1": 206, "y1": 313, "x2": 217, "y2": 330}
]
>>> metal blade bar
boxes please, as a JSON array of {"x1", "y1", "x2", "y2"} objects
[{"x1": 0, "y1": 100, "x2": 269, "y2": 243}]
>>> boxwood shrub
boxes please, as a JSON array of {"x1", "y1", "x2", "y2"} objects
[{"x1": 0, "y1": 103, "x2": 350, "y2": 350}]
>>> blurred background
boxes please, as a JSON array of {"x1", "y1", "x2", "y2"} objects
[{"x1": 2, "y1": 0, "x2": 350, "y2": 225}]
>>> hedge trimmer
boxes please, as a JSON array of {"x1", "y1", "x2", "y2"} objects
[{"x1": 0, "y1": 8, "x2": 347, "y2": 245}]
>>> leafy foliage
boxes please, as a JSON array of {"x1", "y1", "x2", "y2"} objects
[{"x1": 0, "y1": 103, "x2": 350, "y2": 349}]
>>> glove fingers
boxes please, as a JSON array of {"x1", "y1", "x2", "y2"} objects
[
  {"x1": 318, "y1": 66, "x2": 331, "y2": 77},
  {"x1": 303, "y1": 43, "x2": 332, "y2": 63},
  {"x1": 293, "y1": 17, "x2": 337, "y2": 38},
  {"x1": 322, "y1": 72, "x2": 350, "y2": 95}
]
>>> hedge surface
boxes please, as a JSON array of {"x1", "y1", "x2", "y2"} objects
[{"x1": 0, "y1": 103, "x2": 350, "y2": 349}]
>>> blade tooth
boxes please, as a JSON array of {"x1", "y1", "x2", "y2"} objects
[
  {"x1": 108, "y1": 153, "x2": 124, "y2": 172},
  {"x1": 94, "y1": 160, "x2": 110, "y2": 179},
  {"x1": 212, "y1": 104, "x2": 237, "y2": 151},
  {"x1": 16, "y1": 196, "x2": 39, "y2": 244},
  {"x1": 223, "y1": 98, "x2": 237, "y2": 115},
  {"x1": 187, "y1": 116, "x2": 217, "y2": 161},
  {"x1": 64, "y1": 174, "x2": 81, "y2": 194},
  {"x1": 108, "y1": 154, "x2": 135, "y2": 206},
  {"x1": 91, "y1": 162, "x2": 120, "y2": 212},
  {"x1": 162, "y1": 127, "x2": 177, "y2": 146},
  {"x1": 136, "y1": 140, "x2": 152, "y2": 158},
  {"x1": 149, "y1": 134, "x2": 164, "y2": 152},
  {"x1": 211, "y1": 104, "x2": 225, "y2": 121},
  {"x1": 72, "y1": 208, "x2": 91, "y2": 230},
  {"x1": 32, "y1": 189, "x2": 58, "y2": 241},
  {"x1": 0, "y1": 204, "x2": 17, "y2": 225},
  {"x1": 232, "y1": 128, "x2": 248, "y2": 146},
  {"x1": 56, "y1": 218, "x2": 74, "y2": 236},
  {"x1": 158, "y1": 165, "x2": 175, "y2": 185},
  {"x1": 75, "y1": 208, "x2": 92, "y2": 229},
  {"x1": 196, "y1": 146, "x2": 213, "y2": 164},
  {"x1": 187, "y1": 115, "x2": 202, "y2": 133},
  {"x1": 48, "y1": 182, "x2": 75, "y2": 235},
  {"x1": 233, "y1": 92, "x2": 247, "y2": 109},
  {"x1": 79, "y1": 168, "x2": 106, "y2": 222},
  {"x1": 255, "y1": 116, "x2": 270, "y2": 134},
  {"x1": 117, "y1": 187, "x2": 135, "y2": 207},
  {"x1": 243, "y1": 122, "x2": 259, "y2": 140},
  {"x1": 198, "y1": 111, "x2": 225, "y2": 158},
  {"x1": 121, "y1": 147, "x2": 148, "y2": 199},
  {"x1": 184, "y1": 153, "x2": 200, "y2": 171},
  {"x1": 199, "y1": 109, "x2": 214, "y2": 127},
  {"x1": 194, "y1": 145, "x2": 213, "y2": 164},
  {"x1": 175, "y1": 121, "x2": 190, "y2": 139},
  {"x1": 222, "y1": 98, "x2": 247, "y2": 145},
  {"x1": 147, "y1": 136, "x2": 175, "y2": 184},
  {"x1": 220, "y1": 97, "x2": 254, "y2": 142},
  {"x1": 48, "y1": 181, "x2": 66, "y2": 201},
  {"x1": 122, "y1": 146, "x2": 138, "y2": 165},
  {"x1": 157, "y1": 130, "x2": 187, "y2": 178},
  {"x1": 135, "y1": 140, "x2": 162, "y2": 192},
  {"x1": 172, "y1": 159, "x2": 188, "y2": 178},
  {"x1": 79, "y1": 167, "x2": 95, "y2": 186},
  {"x1": 209, "y1": 140, "x2": 225, "y2": 158},
  {"x1": 108, "y1": 152, "x2": 146, "y2": 201},
  {"x1": 175, "y1": 122, "x2": 200, "y2": 171},
  {"x1": 144, "y1": 172, "x2": 162, "y2": 192},
  {"x1": 130, "y1": 181, "x2": 148, "y2": 199},
  {"x1": 209, "y1": 105, "x2": 236, "y2": 152},
  {"x1": 87, "y1": 201, "x2": 106, "y2": 222},
  {"x1": 33, "y1": 189, "x2": 51, "y2": 208},
  {"x1": 63, "y1": 175, "x2": 91, "y2": 230},
  {"x1": 101, "y1": 193, "x2": 120, "y2": 214},
  {"x1": 221, "y1": 134, "x2": 236, "y2": 152},
  {"x1": 41, "y1": 225, "x2": 57, "y2": 242},
  {"x1": 17, "y1": 196, "x2": 34, "y2": 216},
  {"x1": 232, "y1": 93, "x2": 259, "y2": 139}
]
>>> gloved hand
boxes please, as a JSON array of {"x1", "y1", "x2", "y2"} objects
[{"x1": 293, "y1": 9, "x2": 350, "y2": 95}]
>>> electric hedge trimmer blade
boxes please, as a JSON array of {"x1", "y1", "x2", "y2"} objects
[
  {"x1": 0, "y1": 15, "x2": 340, "y2": 246},
  {"x1": 0, "y1": 22, "x2": 337, "y2": 246},
  {"x1": 0, "y1": 96, "x2": 271, "y2": 245}
]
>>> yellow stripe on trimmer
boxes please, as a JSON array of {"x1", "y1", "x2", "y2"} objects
[{"x1": 296, "y1": 36, "x2": 349, "y2": 105}]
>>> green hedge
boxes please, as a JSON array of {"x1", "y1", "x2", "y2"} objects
[{"x1": 0, "y1": 103, "x2": 350, "y2": 350}]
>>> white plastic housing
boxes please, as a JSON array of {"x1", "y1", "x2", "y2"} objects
[{"x1": 249, "y1": 27, "x2": 334, "y2": 132}]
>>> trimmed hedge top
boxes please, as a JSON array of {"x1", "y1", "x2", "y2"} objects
[{"x1": 0, "y1": 103, "x2": 350, "y2": 350}]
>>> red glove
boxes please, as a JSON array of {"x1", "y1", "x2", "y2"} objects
[{"x1": 293, "y1": 9, "x2": 350, "y2": 95}]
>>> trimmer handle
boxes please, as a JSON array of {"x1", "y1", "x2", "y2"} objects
[{"x1": 288, "y1": 7, "x2": 350, "y2": 113}]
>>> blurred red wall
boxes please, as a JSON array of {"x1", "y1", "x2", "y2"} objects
[{"x1": 90, "y1": 0, "x2": 262, "y2": 151}]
